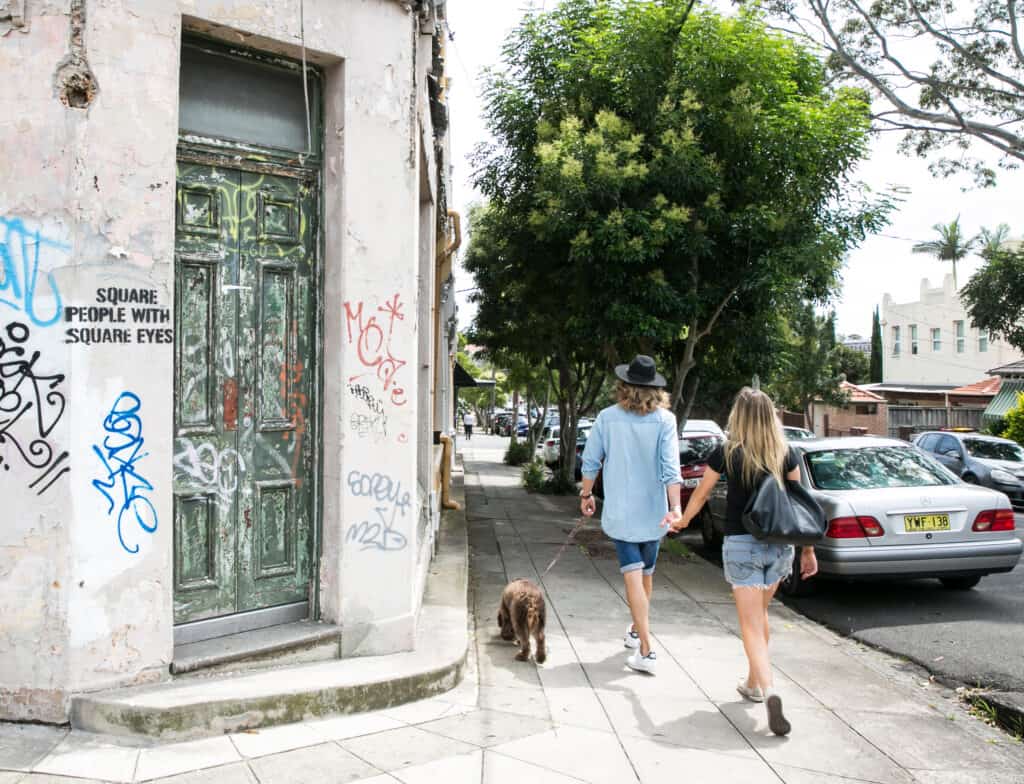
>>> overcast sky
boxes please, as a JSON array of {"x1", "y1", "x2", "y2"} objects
[{"x1": 444, "y1": 0, "x2": 1024, "y2": 339}]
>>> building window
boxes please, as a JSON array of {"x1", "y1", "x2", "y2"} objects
[
  {"x1": 979, "y1": 330, "x2": 989, "y2": 353},
  {"x1": 892, "y1": 325, "x2": 901, "y2": 356},
  {"x1": 955, "y1": 320, "x2": 965, "y2": 353},
  {"x1": 910, "y1": 324, "x2": 918, "y2": 355},
  {"x1": 931, "y1": 327, "x2": 941, "y2": 351},
  {"x1": 855, "y1": 404, "x2": 878, "y2": 416}
]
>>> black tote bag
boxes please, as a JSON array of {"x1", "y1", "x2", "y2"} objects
[{"x1": 742, "y1": 474, "x2": 826, "y2": 545}]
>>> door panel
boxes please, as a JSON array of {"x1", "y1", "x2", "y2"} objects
[
  {"x1": 235, "y1": 171, "x2": 315, "y2": 614},
  {"x1": 173, "y1": 164, "x2": 241, "y2": 623},
  {"x1": 173, "y1": 163, "x2": 316, "y2": 625}
]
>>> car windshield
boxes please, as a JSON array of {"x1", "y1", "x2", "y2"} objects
[
  {"x1": 963, "y1": 438, "x2": 1024, "y2": 462},
  {"x1": 806, "y1": 446, "x2": 957, "y2": 490},
  {"x1": 786, "y1": 428, "x2": 812, "y2": 440},
  {"x1": 680, "y1": 435, "x2": 720, "y2": 464}
]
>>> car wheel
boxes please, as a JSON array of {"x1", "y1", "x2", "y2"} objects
[
  {"x1": 940, "y1": 575, "x2": 982, "y2": 590},
  {"x1": 700, "y1": 510, "x2": 722, "y2": 552},
  {"x1": 962, "y1": 474, "x2": 978, "y2": 484},
  {"x1": 780, "y1": 550, "x2": 817, "y2": 597}
]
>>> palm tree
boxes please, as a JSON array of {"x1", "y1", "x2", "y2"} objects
[
  {"x1": 912, "y1": 216, "x2": 977, "y2": 288},
  {"x1": 977, "y1": 223, "x2": 1012, "y2": 259}
]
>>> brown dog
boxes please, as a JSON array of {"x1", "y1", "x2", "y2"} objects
[{"x1": 497, "y1": 578, "x2": 546, "y2": 663}]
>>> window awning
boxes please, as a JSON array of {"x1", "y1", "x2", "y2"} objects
[
  {"x1": 983, "y1": 380, "x2": 1024, "y2": 421},
  {"x1": 454, "y1": 362, "x2": 478, "y2": 388}
]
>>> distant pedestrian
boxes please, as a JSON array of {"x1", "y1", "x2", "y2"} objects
[
  {"x1": 580, "y1": 355, "x2": 682, "y2": 675},
  {"x1": 463, "y1": 410, "x2": 476, "y2": 440},
  {"x1": 668, "y1": 387, "x2": 818, "y2": 736}
]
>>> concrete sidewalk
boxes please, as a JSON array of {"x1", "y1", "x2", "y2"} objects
[{"x1": 2, "y1": 436, "x2": 1023, "y2": 783}]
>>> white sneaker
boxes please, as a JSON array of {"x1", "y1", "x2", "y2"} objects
[
  {"x1": 737, "y1": 679, "x2": 764, "y2": 703},
  {"x1": 623, "y1": 626, "x2": 640, "y2": 649},
  {"x1": 626, "y1": 649, "x2": 657, "y2": 674}
]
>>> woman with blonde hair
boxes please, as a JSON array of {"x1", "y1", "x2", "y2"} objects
[
  {"x1": 668, "y1": 387, "x2": 817, "y2": 735},
  {"x1": 580, "y1": 355, "x2": 682, "y2": 674}
]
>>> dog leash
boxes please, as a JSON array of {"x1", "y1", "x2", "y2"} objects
[{"x1": 539, "y1": 516, "x2": 589, "y2": 579}]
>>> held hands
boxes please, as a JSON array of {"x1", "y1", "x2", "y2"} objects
[{"x1": 660, "y1": 510, "x2": 686, "y2": 532}]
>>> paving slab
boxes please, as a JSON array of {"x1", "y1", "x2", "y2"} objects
[
  {"x1": 134, "y1": 737, "x2": 238, "y2": 781},
  {"x1": 0, "y1": 724, "x2": 68, "y2": 771},
  {"x1": 31, "y1": 734, "x2": 140, "y2": 784},
  {"x1": 482, "y1": 752, "x2": 585, "y2": 784},
  {"x1": 339, "y1": 725, "x2": 478, "y2": 772},
  {"x1": 489, "y1": 725, "x2": 638, "y2": 784},
  {"x1": 148, "y1": 762, "x2": 257, "y2": 784},
  {"x1": 617, "y1": 736, "x2": 778, "y2": 784},
  {"x1": 246, "y1": 742, "x2": 382, "y2": 784},
  {"x1": 417, "y1": 708, "x2": 551, "y2": 748}
]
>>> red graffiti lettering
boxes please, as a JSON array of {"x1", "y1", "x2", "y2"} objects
[{"x1": 343, "y1": 294, "x2": 408, "y2": 405}]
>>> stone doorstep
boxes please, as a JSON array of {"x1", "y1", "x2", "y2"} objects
[
  {"x1": 170, "y1": 621, "x2": 343, "y2": 676},
  {"x1": 69, "y1": 471, "x2": 468, "y2": 743}
]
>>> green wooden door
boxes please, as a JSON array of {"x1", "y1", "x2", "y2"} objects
[{"x1": 173, "y1": 162, "x2": 316, "y2": 625}]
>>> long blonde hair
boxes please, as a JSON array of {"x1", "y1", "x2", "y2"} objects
[
  {"x1": 616, "y1": 380, "x2": 669, "y2": 415},
  {"x1": 724, "y1": 387, "x2": 788, "y2": 487}
]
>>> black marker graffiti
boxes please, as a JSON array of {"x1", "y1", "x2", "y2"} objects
[{"x1": 0, "y1": 321, "x2": 70, "y2": 495}]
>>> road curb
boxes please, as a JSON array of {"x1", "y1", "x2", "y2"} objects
[{"x1": 970, "y1": 691, "x2": 1024, "y2": 737}]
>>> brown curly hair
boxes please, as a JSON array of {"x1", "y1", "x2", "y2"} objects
[{"x1": 616, "y1": 380, "x2": 670, "y2": 415}]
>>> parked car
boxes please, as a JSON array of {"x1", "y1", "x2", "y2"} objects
[
  {"x1": 679, "y1": 431, "x2": 725, "y2": 508},
  {"x1": 515, "y1": 416, "x2": 529, "y2": 437},
  {"x1": 783, "y1": 426, "x2": 815, "y2": 440},
  {"x1": 700, "y1": 437, "x2": 1021, "y2": 595},
  {"x1": 539, "y1": 425, "x2": 592, "y2": 467},
  {"x1": 492, "y1": 413, "x2": 513, "y2": 435},
  {"x1": 681, "y1": 418, "x2": 725, "y2": 438},
  {"x1": 913, "y1": 431, "x2": 1024, "y2": 512}
]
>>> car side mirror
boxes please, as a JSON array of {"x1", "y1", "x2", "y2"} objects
[{"x1": 944, "y1": 450, "x2": 961, "y2": 460}]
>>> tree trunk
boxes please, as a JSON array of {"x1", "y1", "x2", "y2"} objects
[
  {"x1": 670, "y1": 331, "x2": 700, "y2": 427},
  {"x1": 680, "y1": 373, "x2": 700, "y2": 430}
]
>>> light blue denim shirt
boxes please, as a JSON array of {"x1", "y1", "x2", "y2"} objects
[{"x1": 581, "y1": 404, "x2": 682, "y2": 543}]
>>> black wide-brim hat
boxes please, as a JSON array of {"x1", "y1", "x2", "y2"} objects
[{"x1": 614, "y1": 354, "x2": 666, "y2": 388}]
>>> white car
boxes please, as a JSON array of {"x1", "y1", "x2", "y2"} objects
[
  {"x1": 682, "y1": 418, "x2": 725, "y2": 438},
  {"x1": 539, "y1": 424, "x2": 591, "y2": 466}
]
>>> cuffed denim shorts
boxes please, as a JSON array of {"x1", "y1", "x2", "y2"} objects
[
  {"x1": 722, "y1": 534, "x2": 794, "y2": 589},
  {"x1": 612, "y1": 538, "x2": 660, "y2": 575}
]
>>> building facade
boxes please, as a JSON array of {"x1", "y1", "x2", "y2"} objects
[
  {"x1": 810, "y1": 382, "x2": 888, "y2": 437},
  {"x1": 881, "y1": 275, "x2": 1024, "y2": 386},
  {"x1": 1, "y1": 0, "x2": 459, "y2": 723}
]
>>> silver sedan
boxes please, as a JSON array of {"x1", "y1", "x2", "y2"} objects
[{"x1": 703, "y1": 437, "x2": 1022, "y2": 595}]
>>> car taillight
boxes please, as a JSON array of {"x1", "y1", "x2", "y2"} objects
[
  {"x1": 973, "y1": 509, "x2": 1016, "y2": 532},
  {"x1": 546, "y1": 440, "x2": 555, "y2": 447},
  {"x1": 826, "y1": 516, "x2": 884, "y2": 538}
]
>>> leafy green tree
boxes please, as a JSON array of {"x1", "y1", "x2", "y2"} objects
[
  {"x1": 869, "y1": 306, "x2": 883, "y2": 383},
  {"x1": 468, "y1": 2, "x2": 889, "y2": 487},
  {"x1": 961, "y1": 248, "x2": 1024, "y2": 352},
  {"x1": 1003, "y1": 393, "x2": 1024, "y2": 446},
  {"x1": 834, "y1": 343, "x2": 870, "y2": 385},
  {"x1": 760, "y1": 0, "x2": 1024, "y2": 185},
  {"x1": 912, "y1": 216, "x2": 977, "y2": 288},
  {"x1": 769, "y1": 305, "x2": 847, "y2": 426}
]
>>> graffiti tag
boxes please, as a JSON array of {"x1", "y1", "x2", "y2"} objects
[
  {"x1": 173, "y1": 438, "x2": 245, "y2": 509},
  {"x1": 344, "y1": 294, "x2": 408, "y2": 406},
  {"x1": 0, "y1": 321, "x2": 69, "y2": 495},
  {"x1": 92, "y1": 392, "x2": 157, "y2": 554},
  {"x1": 347, "y1": 383, "x2": 388, "y2": 441},
  {"x1": 345, "y1": 469, "x2": 410, "y2": 552},
  {"x1": 0, "y1": 217, "x2": 66, "y2": 328}
]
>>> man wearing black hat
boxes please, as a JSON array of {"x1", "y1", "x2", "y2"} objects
[{"x1": 579, "y1": 355, "x2": 683, "y2": 674}]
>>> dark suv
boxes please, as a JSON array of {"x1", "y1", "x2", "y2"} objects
[{"x1": 914, "y1": 431, "x2": 1024, "y2": 511}]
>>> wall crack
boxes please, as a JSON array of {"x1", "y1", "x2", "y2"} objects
[{"x1": 54, "y1": 0, "x2": 98, "y2": 109}]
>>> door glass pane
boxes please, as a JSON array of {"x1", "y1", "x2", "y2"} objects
[{"x1": 179, "y1": 43, "x2": 312, "y2": 152}]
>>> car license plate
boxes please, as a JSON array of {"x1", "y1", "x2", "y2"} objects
[
  {"x1": 683, "y1": 478, "x2": 700, "y2": 488},
  {"x1": 904, "y1": 513, "x2": 951, "y2": 532}
]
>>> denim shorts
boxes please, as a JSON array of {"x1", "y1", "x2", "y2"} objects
[
  {"x1": 722, "y1": 535, "x2": 794, "y2": 589},
  {"x1": 613, "y1": 538, "x2": 660, "y2": 575}
]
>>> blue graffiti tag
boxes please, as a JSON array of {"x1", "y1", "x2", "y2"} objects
[
  {"x1": 92, "y1": 392, "x2": 157, "y2": 554},
  {"x1": 0, "y1": 217, "x2": 66, "y2": 328}
]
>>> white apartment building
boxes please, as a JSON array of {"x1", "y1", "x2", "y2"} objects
[{"x1": 882, "y1": 275, "x2": 1024, "y2": 386}]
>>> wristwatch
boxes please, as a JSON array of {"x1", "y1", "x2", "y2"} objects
[
  {"x1": 671, "y1": 505, "x2": 682, "y2": 514},
  {"x1": 580, "y1": 491, "x2": 593, "y2": 499}
]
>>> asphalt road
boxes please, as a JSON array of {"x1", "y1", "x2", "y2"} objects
[{"x1": 681, "y1": 522, "x2": 1024, "y2": 692}]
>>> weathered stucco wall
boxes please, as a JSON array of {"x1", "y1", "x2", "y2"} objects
[{"x1": 1, "y1": 0, "x2": 441, "y2": 722}]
